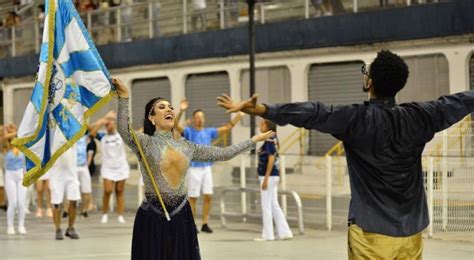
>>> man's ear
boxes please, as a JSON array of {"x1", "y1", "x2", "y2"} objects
[{"x1": 367, "y1": 78, "x2": 374, "y2": 91}]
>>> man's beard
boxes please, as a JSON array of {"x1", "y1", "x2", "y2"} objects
[{"x1": 362, "y1": 84, "x2": 369, "y2": 93}]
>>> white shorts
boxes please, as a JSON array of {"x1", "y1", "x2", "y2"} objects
[
  {"x1": 0, "y1": 168, "x2": 4, "y2": 187},
  {"x1": 38, "y1": 171, "x2": 50, "y2": 181},
  {"x1": 49, "y1": 160, "x2": 80, "y2": 204},
  {"x1": 186, "y1": 166, "x2": 213, "y2": 198},
  {"x1": 77, "y1": 165, "x2": 92, "y2": 194},
  {"x1": 49, "y1": 177, "x2": 81, "y2": 204},
  {"x1": 101, "y1": 164, "x2": 129, "y2": 182}
]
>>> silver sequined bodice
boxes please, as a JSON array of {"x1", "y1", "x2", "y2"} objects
[{"x1": 117, "y1": 98, "x2": 255, "y2": 207}]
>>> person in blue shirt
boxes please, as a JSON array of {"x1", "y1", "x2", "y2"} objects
[
  {"x1": 218, "y1": 50, "x2": 474, "y2": 259},
  {"x1": 174, "y1": 99, "x2": 243, "y2": 233},
  {"x1": 255, "y1": 119, "x2": 292, "y2": 241}
]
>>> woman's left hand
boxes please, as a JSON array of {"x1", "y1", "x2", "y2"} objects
[
  {"x1": 261, "y1": 178, "x2": 269, "y2": 190},
  {"x1": 251, "y1": 130, "x2": 275, "y2": 143},
  {"x1": 112, "y1": 78, "x2": 129, "y2": 98}
]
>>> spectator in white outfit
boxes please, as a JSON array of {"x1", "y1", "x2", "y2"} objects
[
  {"x1": 0, "y1": 125, "x2": 7, "y2": 212},
  {"x1": 3, "y1": 124, "x2": 27, "y2": 235},
  {"x1": 255, "y1": 120, "x2": 292, "y2": 241},
  {"x1": 192, "y1": 0, "x2": 207, "y2": 31},
  {"x1": 91, "y1": 111, "x2": 129, "y2": 224},
  {"x1": 49, "y1": 147, "x2": 81, "y2": 240}
]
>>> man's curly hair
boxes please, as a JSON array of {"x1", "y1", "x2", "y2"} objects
[{"x1": 369, "y1": 50, "x2": 409, "y2": 98}]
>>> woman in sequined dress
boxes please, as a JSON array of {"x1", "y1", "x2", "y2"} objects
[{"x1": 112, "y1": 78, "x2": 273, "y2": 260}]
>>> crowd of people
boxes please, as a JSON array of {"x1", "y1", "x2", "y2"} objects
[
  {"x1": 0, "y1": 112, "x2": 129, "y2": 237},
  {"x1": 0, "y1": 0, "x2": 444, "y2": 57},
  {"x1": 0, "y1": 92, "x2": 293, "y2": 245}
]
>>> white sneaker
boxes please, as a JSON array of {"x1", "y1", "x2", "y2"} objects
[
  {"x1": 279, "y1": 234, "x2": 293, "y2": 240},
  {"x1": 117, "y1": 215, "x2": 126, "y2": 224},
  {"x1": 7, "y1": 227, "x2": 15, "y2": 235},
  {"x1": 18, "y1": 226, "x2": 27, "y2": 235},
  {"x1": 100, "y1": 214, "x2": 108, "y2": 224},
  {"x1": 254, "y1": 237, "x2": 273, "y2": 242}
]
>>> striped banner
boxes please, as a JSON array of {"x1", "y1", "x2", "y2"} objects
[{"x1": 12, "y1": 0, "x2": 113, "y2": 186}]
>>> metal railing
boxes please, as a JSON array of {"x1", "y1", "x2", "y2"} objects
[
  {"x1": 279, "y1": 128, "x2": 307, "y2": 155},
  {"x1": 320, "y1": 153, "x2": 473, "y2": 238},
  {"x1": 220, "y1": 186, "x2": 305, "y2": 235},
  {"x1": 315, "y1": 116, "x2": 474, "y2": 237},
  {"x1": 220, "y1": 154, "x2": 304, "y2": 234},
  {"x1": 0, "y1": 0, "x2": 449, "y2": 59}
]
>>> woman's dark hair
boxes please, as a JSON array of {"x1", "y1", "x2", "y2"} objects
[
  {"x1": 144, "y1": 97, "x2": 167, "y2": 136},
  {"x1": 369, "y1": 50, "x2": 409, "y2": 98},
  {"x1": 264, "y1": 119, "x2": 277, "y2": 132}
]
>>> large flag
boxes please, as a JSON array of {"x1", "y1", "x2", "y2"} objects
[{"x1": 12, "y1": 0, "x2": 113, "y2": 186}]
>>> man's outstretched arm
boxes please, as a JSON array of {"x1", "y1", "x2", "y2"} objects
[
  {"x1": 414, "y1": 91, "x2": 474, "y2": 139},
  {"x1": 217, "y1": 94, "x2": 358, "y2": 136}
]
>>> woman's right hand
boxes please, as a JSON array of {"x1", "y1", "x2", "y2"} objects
[
  {"x1": 180, "y1": 99, "x2": 189, "y2": 111},
  {"x1": 111, "y1": 78, "x2": 129, "y2": 98},
  {"x1": 251, "y1": 130, "x2": 275, "y2": 143}
]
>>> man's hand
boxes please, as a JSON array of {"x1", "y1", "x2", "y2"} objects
[
  {"x1": 217, "y1": 93, "x2": 267, "y2": 116},
  {"x1": 180, "y1": 99, "x2": 189, "y2": 111},
  {"x1": 216, "y1": 93, "x2": 257, "y2": 113}
]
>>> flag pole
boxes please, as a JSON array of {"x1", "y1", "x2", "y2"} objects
[{"x1": 128, "y1": 122, "x2": 171, "y2": 221}]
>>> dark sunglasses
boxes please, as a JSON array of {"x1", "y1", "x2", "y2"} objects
[{"x1": 361, "y1": 63, "x2": 370, "y2": 77}]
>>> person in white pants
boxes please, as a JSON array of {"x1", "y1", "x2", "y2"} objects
[
  {"x1": 3, "y1": 124, "x2": 27, "y2": 235},
  {"x1": 0, "y1": 162, "x2": 6, "y2": 212},
  {"x1": 255, "y1": 120, "x2": 292, "y2": 241},
  {"x1": 0, "y1": 125, "x2": 6, "y2": 211}
]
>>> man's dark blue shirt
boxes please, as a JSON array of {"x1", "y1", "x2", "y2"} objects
[{"x1": 263, "y1": 91, "x2": 474, "y2": 237}]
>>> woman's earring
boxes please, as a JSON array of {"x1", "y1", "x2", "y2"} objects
[{"x1": 152, "y1": 121, "x2": 156, "y2": 126}]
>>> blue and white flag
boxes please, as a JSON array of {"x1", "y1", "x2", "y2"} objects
[{"x1": 12, "y1": 0, "x2": 113, "y2": 186}]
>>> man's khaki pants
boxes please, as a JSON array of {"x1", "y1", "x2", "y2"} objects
[{"x1": 348, "y1": 224, "x2": 423, "y2": 259}]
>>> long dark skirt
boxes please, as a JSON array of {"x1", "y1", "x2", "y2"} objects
[{"x1": 131, "y1": 198, "x2": 200, "y2": 260}]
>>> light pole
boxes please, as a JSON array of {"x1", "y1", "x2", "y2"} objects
[{"x1": 247, "y1": 0, "x2": 256, "y2": 152}]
